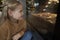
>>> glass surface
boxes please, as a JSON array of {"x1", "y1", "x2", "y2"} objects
[{"x1": 27, "y1": 0, "x2": 59, "y2": 40}]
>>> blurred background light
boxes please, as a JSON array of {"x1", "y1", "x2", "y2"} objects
[
  {"x1": 45, "y1": 5, "x2": 49, "y2": 8},
  {"x1": 48, "y1": 1, "x2": 51, "y2": 4},
  {"x1": 49, "y1": 0, "x2": 59, "y2": 3},
  {"x1": 0, "y1": 11, "x2": 2, "y2": 17},
  {"x1": 43, "y1": 9, "x2": 46, "y2": 11},
  {"x1": 34, "y1": 3, "x2": 39, "y2": 7}
]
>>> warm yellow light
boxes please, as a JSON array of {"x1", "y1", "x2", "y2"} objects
[
  {"x1": 49, "y1": 0, "x2": 59, "y2": 3},
  {"x1": 48, "y1": 1, "x2": 51, "y2": 4},
  {"x1": 54, "y1": 0, "x2": 58, "y2": 1},
  {"x1": 49, "y1": 0, "x2": 59, "y2": 2},
  {"x1": 49, "y1": 0, "x2": 58, "y2": 1},
  {"x1": 57, "y1": 1, "x2": 59, "y2": 3}
]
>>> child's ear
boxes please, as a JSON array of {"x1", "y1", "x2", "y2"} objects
[{"x1": 8, "y1": 9, "x2": 13, "y2": 16}]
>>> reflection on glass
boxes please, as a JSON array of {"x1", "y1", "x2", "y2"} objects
[
  {"x1": 27, "y1": 0, "x2": 59, "y2": 40},
  {"x1": 32, "y1": 12, "x2": 57, "y2": 24}
]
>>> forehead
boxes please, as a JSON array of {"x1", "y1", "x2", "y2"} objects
[{"x1": 15, "y1": 4, "x2": 23, "y2": 10}]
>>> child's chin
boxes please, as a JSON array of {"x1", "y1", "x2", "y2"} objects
[
  {"x1": 14, "y1": 17, "x2": 24, "y2": 20},
  {"x1": 18, "y1": 18, "x2": 24, "y2": 20}
]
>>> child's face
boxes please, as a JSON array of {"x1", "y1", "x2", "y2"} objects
[{"x1": 8, "y1": 5, "x2": 24, "y2": 20}]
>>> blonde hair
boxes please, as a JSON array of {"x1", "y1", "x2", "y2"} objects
[
  {"x1": 7, "y1": 0, "x2": 22, "y2": 11},
  {"x1": 2, "y1": 0, "x2": 23, "y2": 20}
]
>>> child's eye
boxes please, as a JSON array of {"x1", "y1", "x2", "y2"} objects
[{"x1": 20, "y1": 10, "x2": 23, "y2": 12}]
